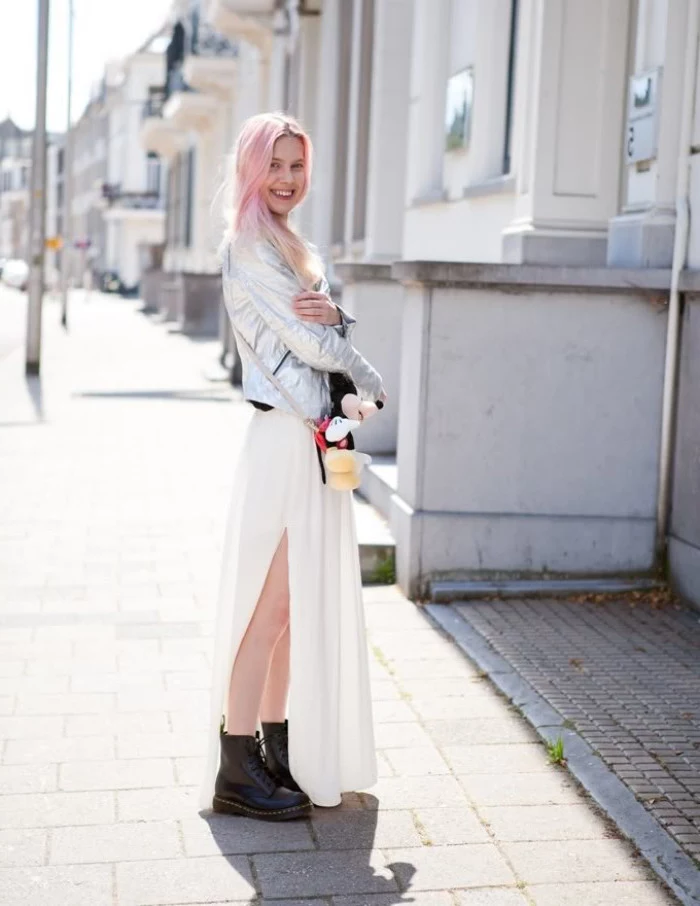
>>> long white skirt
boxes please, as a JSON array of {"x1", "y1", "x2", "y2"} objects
[{"x1": 199, "y1": 407, "x2": 377, "y2": 809}]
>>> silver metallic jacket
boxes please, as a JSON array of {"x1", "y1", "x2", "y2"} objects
[{"x1": 222, "y1": 239, "x2": 384, "y2": 420}]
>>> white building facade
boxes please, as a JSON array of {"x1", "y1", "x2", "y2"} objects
[{"x1": 175, "y1": 0, "x2": 700, "y2": 608}]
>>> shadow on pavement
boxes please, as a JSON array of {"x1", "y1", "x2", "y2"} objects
[{"x1": 201, "y1": 792, "x2": 418, "y2": 903}]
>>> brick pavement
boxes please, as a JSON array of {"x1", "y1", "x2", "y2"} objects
[
  {"x1": 449, "y1": 597, "x2": 700, "y2": 860},
  {"x1": 0, "y1": 288, "x2": 680, "y2": 904}
]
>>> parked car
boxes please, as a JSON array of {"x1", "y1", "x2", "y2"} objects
[
  {"x1": 2, "y1": 259, "x2": 29, "y2": 291},
  {"x1": 0, "y1": 258, "x2": 6, "y2": 279},
  {"x1": 100, "y1": 270, "x2": 124, "y2": 294}
]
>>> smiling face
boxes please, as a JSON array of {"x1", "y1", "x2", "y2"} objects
[{"x1": 262, "y1": 134, "x2": 307, "y2": 220}]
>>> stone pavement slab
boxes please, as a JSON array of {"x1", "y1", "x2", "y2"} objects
[{"x1": 0, "y1": 290, "x2": 682, "y2": 906}]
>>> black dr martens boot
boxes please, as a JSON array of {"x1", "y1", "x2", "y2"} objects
[
  {"x1": 212, "y1": 732, "x2": 311, "y2": 821},
  {"x1": 260, "y1": 720, "x2": 302, "y2": 793}
]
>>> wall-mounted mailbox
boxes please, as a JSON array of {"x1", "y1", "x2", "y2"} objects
[{"x1": 626, "y1": 68, "x2": 662, "y2": 165}]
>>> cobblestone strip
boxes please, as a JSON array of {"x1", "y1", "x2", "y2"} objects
[{"x1": 424, "y1": 599, "x2": 700, "y2": 906}]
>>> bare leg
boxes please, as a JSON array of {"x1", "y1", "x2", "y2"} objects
[
  {"x1": 226, "y1": 532, "x2": 290, "y2": 736},
  {"x1": 260, "y1": 623, "x2": 290, "y2": 723}
]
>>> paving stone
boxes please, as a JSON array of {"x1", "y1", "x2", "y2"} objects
[
  {"x1": 3, "y1": 735, "x2": 115, "y2": 765},
  {"x1": 0, "y1": 763, "x2": 57, "y2": 794},
  {"x1": 0, "y1": 864, "x2": 113, "y2": 906},
  {"x1": 26, "y1": 656, "x2": 118, "y2": 676},
  {"x1": 181, "y1": 813, "x2": 314, "y2": 856},
  {"x1": 424, "y1": 719, "x2": 536, "y2": 747},
  {"x1": 335, "y1": 895, "x2": 453, "y2": 906},
  {"x1": 387, "y1": 844, "x2": 515, "y2": 890},
  {"x1": 175, "y1": 756, "x2": 204, "y2": 786},
  {"x1": 412, "y1": 806, "x2": 490, "y2": 845},
  {"x1": 442, "y1": 744, "x2": 550, "y2": 775},
  {"x1": 455, "y1": 892, "x2": 530, "y2": 906},
  {"x1": 363, "y1": 775, "x2": 469, "y2": 810},
  {"x1": 0, "y1": 790, "x2": 115, "y2": 828},
  {"x1": 383, "y1": 747, "x2": 450, "y2": 776},
  {"x1": 164, "y1": 671, "x2": 211, "y2": 691},
  {"x1": 480, "y1": 804, "x2": 609, "y2": 841},
  {"x1": 117, "y1": 732, "x2": 206, "y2": 759},
  {"x1": 410, "y1": 694, "x2": 508, "y2": 721},
  {"x1": 59, "y1": 757, "x2": 174, "y2": 791},
  {"x1": 458, "y1": 772, "x2": 580, "y2": 807},
  {"x1": 50, "y1": 819, "x2": 181, "y2": 864},
  {"x1": 65, "y1": 710, "x2": 169, "y2": 736},
  {"x1": 313, "y1": 808, "x2": 422, "y2": 849},
  {"x1": 0, "y1": 716, "x2": 65, "y2": 740},
  {"x1": 117, "y1": 786, "x2": 199, "y2": 821},
  {"x1": 371, "y1": 700, "x2": 416, "y2": 723},
  {"x1": 388, "y1": 657, "x2": 479, "y2": 680},
  {"x1": 501, "y1": 839, "x2": 651, "y2": 884},
  {"x1": 527, "y1": 880, "x2": 676, "y2": 906},
  {"x1": 374, "y1": 722, "x2": 434, "y2": 749},
  {"x1": 0, "y1": 827, "x2": 47, "y2": 866},
  {"x1": 14, "y1": 692, "x2": 114, "y2": 715},
  {"x1": 117, "y1": 855, "x2": 256, "y2": 905},
  {"x1": 254, "y1": 850, "x2": 397, "y2": 898}
]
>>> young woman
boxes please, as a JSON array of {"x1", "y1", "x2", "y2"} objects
[{"x1": 199, "y1": 112, "x2": 386, "y2": 821}]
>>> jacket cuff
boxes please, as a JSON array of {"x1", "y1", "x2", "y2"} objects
[{"x1": 333, "y1": 303, "x2": 356, "y2": 338}]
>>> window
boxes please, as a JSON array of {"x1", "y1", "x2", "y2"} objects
[
  {"x1": 331, "y1": 0, "x2": 354, "y2": 245},
  {"x1": 146, "y1": 152, "x2": 161, "y2": 196},
  {"x1": 502, "y1": 0, "x2": 519, "y2": 174}
]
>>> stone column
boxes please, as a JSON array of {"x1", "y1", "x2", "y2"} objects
[
  {"x1": 502, "y1": 0, "x2": 631, "y2": 266},
  {"x1": 332, "y1": 0, "x2": 414, "y2": 456},
  {"x1": 608, "y1": 0, "x2": 690, "y2": 267}
]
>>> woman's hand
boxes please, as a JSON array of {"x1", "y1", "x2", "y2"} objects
[{"x1": 292, "y1": 291, "x2": 342, "y2": 326}]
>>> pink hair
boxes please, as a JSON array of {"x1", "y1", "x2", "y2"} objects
[{"x1": 223, "y1": 112, "x2": 322, "y2": 288}]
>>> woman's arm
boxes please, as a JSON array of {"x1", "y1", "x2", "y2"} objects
[{"x1": 226, "y1": 243, "x2": 383, "y2": 400}]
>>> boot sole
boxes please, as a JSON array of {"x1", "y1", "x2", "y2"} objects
[{"x1": 212, "y1": 795, "x2": 312, "y2": 821}]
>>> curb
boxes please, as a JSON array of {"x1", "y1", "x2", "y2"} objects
[{"x1": 424, "y1": 602, "x2": 700, "y2": 906}]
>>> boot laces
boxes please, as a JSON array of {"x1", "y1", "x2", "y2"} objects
[
  {"x1": 248, "y1": 736, "x2": 276, "y2": 794},
  {"x1": 260, "y1": 727, "x2": 289, "y2": 763}
]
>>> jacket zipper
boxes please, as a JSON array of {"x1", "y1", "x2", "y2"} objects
[{"x1": 272, "y1": 349, "x2": 290, "y2": 375}]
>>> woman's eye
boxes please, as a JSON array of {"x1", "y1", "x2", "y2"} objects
[
  {"x1": 270, "y1": 162, "x2": 280, "y2": 170},
  {"x1": 292, "y1": 163, "x2": 303, "y2": 170}
]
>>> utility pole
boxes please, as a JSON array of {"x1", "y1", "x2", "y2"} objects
[
  {"x1": 26, "y1": 0, "x2": 50, "y2": 375},
  {"x1": 60, "y1": 0, "x2": 74, "y2": 328}
]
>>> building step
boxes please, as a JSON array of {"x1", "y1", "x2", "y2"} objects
[
  {"x1": 359, "y1": 455, "x2": 398, "y2": 522},
  {"x1": 353, "y1": 494, "x2": 395, "y2": 585},
  {"x1": 431, "y1": 577, "x2": 664, "y2": 602}
]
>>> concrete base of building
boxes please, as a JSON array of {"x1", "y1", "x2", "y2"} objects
[
  {"x1": 333, "y1": 261, "x2": 401, "y2": 455},
  {"x1": 388, "y1": 260, "x2": 670, "y2": 599},
  {"x1": 669, "y1": 536, "x2": 700, "y2": 610},
  {"x1": 501, "y1": 225, "x2": 608, "y2": 267},
  {"x1": 140, "y1": 270, "x2": 164, "y2": 313},
  {"x1": 159, "y1": 273, "x2": 181, "y2": 321},
  {"x1": 177, "y1": 272, "x2": 222, "y2": 337},
  {"x1": 607, "y1": 208, "x2": 676, "y2": 268},
  {"x1": 669, "y1": 291, "x2": 700, "y2": 610}
]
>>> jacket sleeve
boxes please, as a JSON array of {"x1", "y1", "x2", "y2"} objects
[
  {"x1": 314, "y1": 275, "x2": 357, "y2": 340},
  {"x1": 228, "y1": 244, "x2": 383, "y2": 400}
]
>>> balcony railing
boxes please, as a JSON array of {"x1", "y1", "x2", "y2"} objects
[
  {"x1": 188, "y1": 11, "x2": 238, "y2": 58},
  {"x1": 142, "y1": 89, "x2": 166, "y2": 120},
  {"x1": 101, "y1": 183, "x2": 163, "y2": 210}
]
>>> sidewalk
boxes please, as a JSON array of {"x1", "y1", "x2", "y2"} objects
[{"x1": 0, "y1": 288, "x2": 681, "y2": 905}]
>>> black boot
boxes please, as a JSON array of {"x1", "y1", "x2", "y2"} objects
[
  {"x1": 212, "y1": 732, "x2": 311, "y2": 821},
  {"x1": 260, "y1": 720, "x2": 302, "y2": 793}
]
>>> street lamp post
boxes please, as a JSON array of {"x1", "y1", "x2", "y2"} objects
[
  {"x1": 26, "y1": 0, "x2": 50, "y2": 375},
  {"x1": 60, "y1": 0, "x2": 74, "y2": 328}
]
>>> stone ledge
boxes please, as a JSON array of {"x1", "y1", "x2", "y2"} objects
[
  {"x1": 392, "y1": 260, "x2": 673, "y2": 294},
  {"x1": 334, "y1": 261, "x2": 395, "y2": 283}
]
